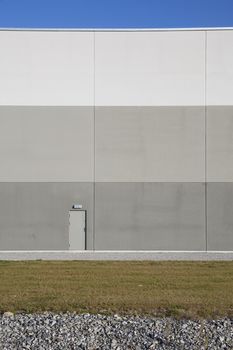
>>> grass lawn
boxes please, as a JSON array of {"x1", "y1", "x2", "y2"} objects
[{"x1": 0, "y1": 261, "x2": 232, "y2": 318}]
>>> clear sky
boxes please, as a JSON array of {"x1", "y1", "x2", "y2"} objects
[{"x1": 0, "y1": 0, "x2": 232, "y2": 29}]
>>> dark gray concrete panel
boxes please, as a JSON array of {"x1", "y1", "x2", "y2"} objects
[
  {"x1": 207, "y1": 183, "x2": 233, "y2": 251},
  {"x1": 0, "y1": 183, "x2": 93, "y2": 250},
  {"x1": 95, "y1": 183, "x2": 205, "y2": 250}
]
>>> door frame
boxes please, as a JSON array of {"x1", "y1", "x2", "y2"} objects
[{"x1": 69, "y1": 209, "x2": 87, "y2": 250}]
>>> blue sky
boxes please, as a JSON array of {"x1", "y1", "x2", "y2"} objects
[{"x1": 0, "y1": 0, "x2": 232, "y2": 28}]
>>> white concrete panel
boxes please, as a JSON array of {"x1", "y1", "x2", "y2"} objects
[
  {"x1": 207, "y1": 30, "x2": 233, "y2": 106},
  {"x1": 207, "y1": 107, "x2": 233, "y2": 182},
  {"x1": 0, "y1": 107, "x2": 93, "y2": 181},
  {"x1": 0, "y1": 31, "x2": 94, "y2": 105},
  {"x1": 95, "y1": 31, "x2": 205, "y2": 106},
  {"x1": 95, "y1": 107, "x2": 205, "y2": 182}
]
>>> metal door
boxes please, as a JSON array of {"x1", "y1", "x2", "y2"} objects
[{"x1": 69, "y1": 210, "x2": 86, "y2": 250}]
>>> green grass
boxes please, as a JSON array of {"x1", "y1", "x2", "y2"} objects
[{"x1": 0, "y1": 261, "x2": 232, "y2": 318}]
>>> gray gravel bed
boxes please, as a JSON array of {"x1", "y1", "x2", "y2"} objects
[{"x1": 0, "y1": 313, "x2": 232, "y2": 350}]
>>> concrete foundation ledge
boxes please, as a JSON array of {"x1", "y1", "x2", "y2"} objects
[{"x1": 0, "y1": 251, "x2": 233, "y2": 261}]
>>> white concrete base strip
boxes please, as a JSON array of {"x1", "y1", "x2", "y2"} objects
[{"x1": 0, "y1": 251, "x2": 233, "y2": 261}]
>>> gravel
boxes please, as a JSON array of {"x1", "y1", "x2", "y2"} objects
[{"x1": 0, "y1": 313, "x2": 232, "y2": 349}]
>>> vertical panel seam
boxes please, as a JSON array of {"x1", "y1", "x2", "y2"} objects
[
  {"x1": 93, "y1": 30, "x2": 96, "y2": 251},
  {"x1": 205, "y1": 30, "x2": 208, "y2": 251}
]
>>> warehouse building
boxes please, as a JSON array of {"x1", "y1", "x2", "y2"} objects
[{"x1": 0, "y1": 28, "x2": 232, "y2": 251}]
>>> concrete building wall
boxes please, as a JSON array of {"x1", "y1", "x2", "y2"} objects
[
  {"x1": 0, "y1": 29, "x2": 232, "y2": 251},
  {"x1": 206, "y1": 30, "x2": 233, "y2": 250},
  {"x1": 94, "y1": 30, "x2": 206, "y2": 250},
  {"x1": 0, "y1": 31, "x2": 95, "y2": 250}
]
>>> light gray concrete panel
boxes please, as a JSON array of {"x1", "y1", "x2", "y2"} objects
[
  {"x1": 95, "y1": 183, "x2": 205, "y2": 250},
  {"x1": 0, "y1": 107, "x2": 94, "y2": 181},
  {"x1": 0, "y1": 183, "x2": 93, "y2": 250},
  {"x1": 95, "y1": 107, "x2": 205, "y2": 182},
  {"x1": 95, "y1": 31, "x2": 205, "y2": 106},
  {"x1": 207, "y1": 183, "x2": 233, "y2": 251},
  {"x1": 207, "y1": 106, "x2": 233, "y2": 182}
]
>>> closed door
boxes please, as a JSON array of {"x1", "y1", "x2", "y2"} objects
[{"x1": 69, "y1": 210, "x2": 86, "y2": 250}]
